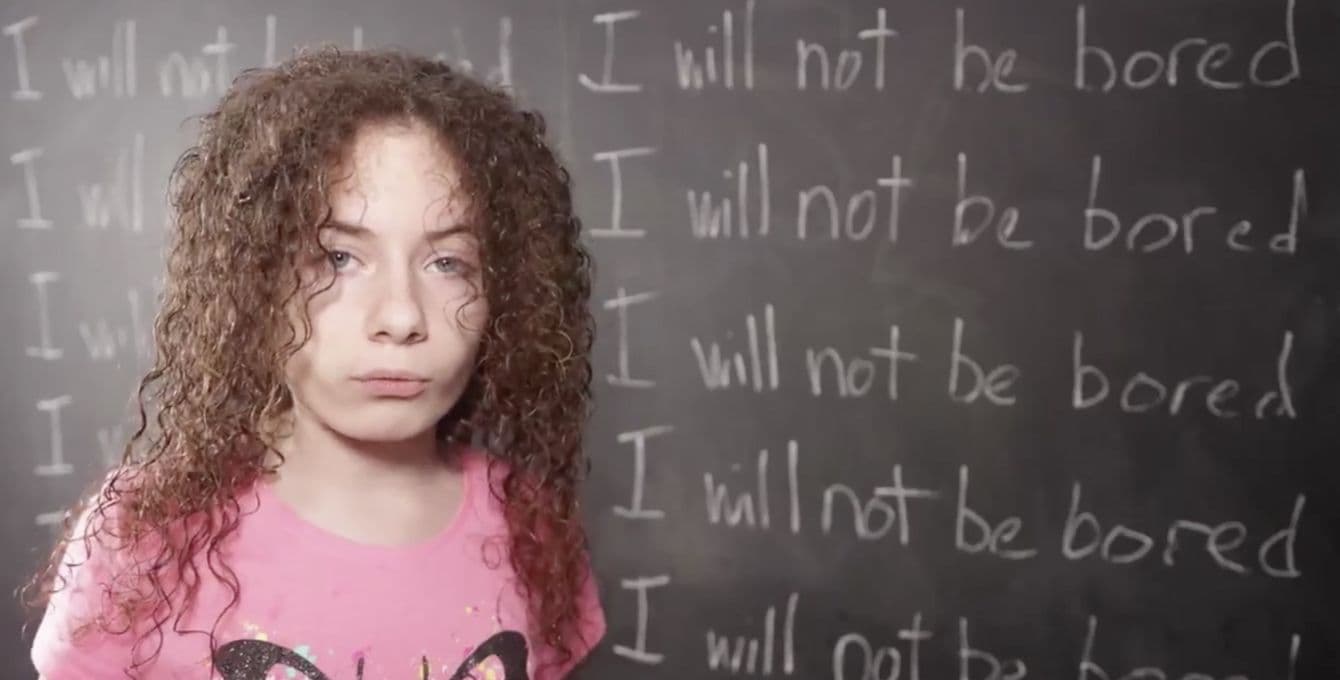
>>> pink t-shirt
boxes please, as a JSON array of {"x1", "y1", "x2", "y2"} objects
[{"x1": 31, "y1": 447, "x2": 606, "y2": 679}]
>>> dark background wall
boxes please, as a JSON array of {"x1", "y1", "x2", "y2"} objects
[{"x1": 2, "y1": 0, "x2": 1338, "y2": 678}]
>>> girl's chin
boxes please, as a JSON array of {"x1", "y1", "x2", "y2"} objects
[{"x1": 327, "y1": 414, "x2": 443, "y2": 444}]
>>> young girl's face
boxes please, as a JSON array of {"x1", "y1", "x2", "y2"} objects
[{"x1": 281, "y1": 119, "x2": 488, "y2": 444}]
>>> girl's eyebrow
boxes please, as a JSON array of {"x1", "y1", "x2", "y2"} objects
[{"x1": 321, "y1": 219, "x2": 474, "y2": 244}]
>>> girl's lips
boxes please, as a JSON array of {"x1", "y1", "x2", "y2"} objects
[
  {"x1": 354, "y1": 369, "x2": 429, "y2": 381},
  {"x1": 354, "y1": 378, "x2": 427, "y2": 398}
]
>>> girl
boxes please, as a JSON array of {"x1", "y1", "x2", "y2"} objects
[{"x1": 21, "y1": 46, "x2": 605, "y2": 679}]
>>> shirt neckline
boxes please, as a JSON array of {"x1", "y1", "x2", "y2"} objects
[{"x1": 248, "y1": 445, "x2": 479, "y2": 565}]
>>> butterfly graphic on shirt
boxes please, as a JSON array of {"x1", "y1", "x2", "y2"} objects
[{"x1": 212, "y1": 630, "x2": 528, "y2": 679}]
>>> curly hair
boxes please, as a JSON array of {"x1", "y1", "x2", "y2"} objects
[{"x1": 19, "y1": 46, "x2": 597, "y2": 677}]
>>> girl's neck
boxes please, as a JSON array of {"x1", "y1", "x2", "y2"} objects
[
  {"x1": 256, "y1": 412, "x2": 468, "y2": 548},
  {"x1": 260, "y1": 409, "x2": 456, "y2": 498}
]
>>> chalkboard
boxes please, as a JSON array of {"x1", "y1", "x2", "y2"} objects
[{"x1": 3, "y1": 0, "x2": 1339, "y2": 678}]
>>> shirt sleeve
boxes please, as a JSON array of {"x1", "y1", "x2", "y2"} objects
[
  {"x1": 547, "y1": 552, "x2": 607, "y2": 679},
  {"x1": 465, "y1": 448, "x2": 608, "y2": 679},
  {"x1": 30, "y1": 502, "x2": 138, "y2": 679}
]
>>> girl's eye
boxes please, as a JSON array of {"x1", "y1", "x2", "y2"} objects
[
  {"x1": 327, "y1": 250, "x2": 353, "y2": 270},
  {"x1": 431, "y1": 256, "x2": 466, "y2": 275}
]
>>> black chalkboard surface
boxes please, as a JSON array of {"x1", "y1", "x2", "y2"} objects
[{"x1": 3, "y1": 0, "x2": 1338, "y2": 678}]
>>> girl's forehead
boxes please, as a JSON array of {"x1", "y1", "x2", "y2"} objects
[
  {"x1": 339, "y1": 119, "x2": 460, "y2": 180},
  {"x1": 323, "y1": 123, "x2": 476, "y2": 239}
]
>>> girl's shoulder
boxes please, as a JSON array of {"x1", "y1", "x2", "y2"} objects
[
  {"x1": 30, "y1": 470, "x2": 167, "y2": 676},
  {"x1": 456, "y1": 443, "x2": 516, "y2": 500},
  {"x1": 455, "y1": 444, "x2": 515, "y2": 529}
]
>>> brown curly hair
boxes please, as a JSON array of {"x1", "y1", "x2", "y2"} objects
[{"x1": 19, "y1": 46, "x2": 597, "y2": 677}]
